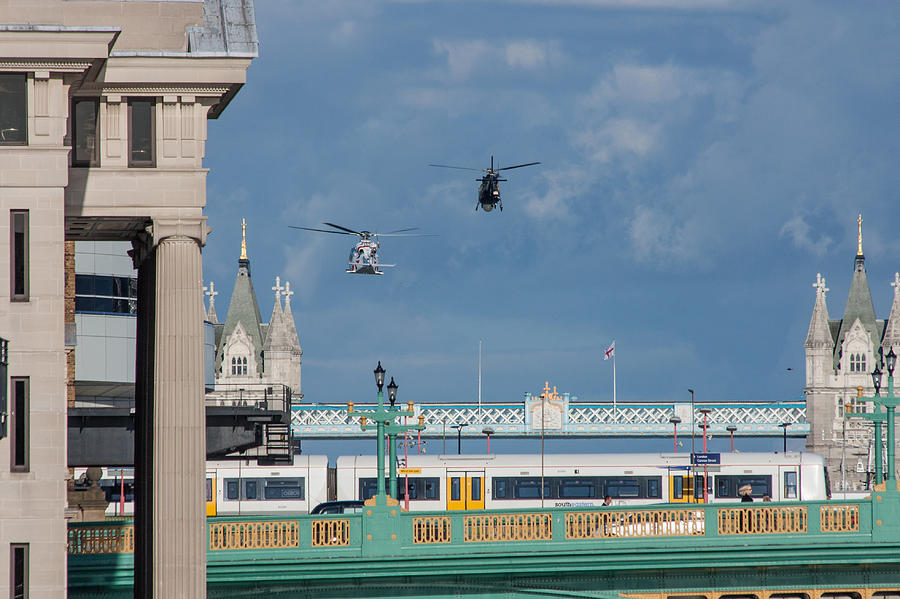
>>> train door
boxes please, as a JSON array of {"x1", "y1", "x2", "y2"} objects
[
  {"x1": 446, "y1": 470, "x2": 485, "y2": 511},
  {"x1": 206, "y1": 471, "x2": 217, "y2": 516},
  {"x1": 669, "y1": 469, "x2": 707, "y2": 503}
]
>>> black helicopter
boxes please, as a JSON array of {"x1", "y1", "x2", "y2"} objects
[{"x1": 429, "y1": 156, "x2": 540, "y2": 212}]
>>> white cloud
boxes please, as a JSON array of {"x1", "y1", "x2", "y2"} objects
[
  {"x1": 779, "y1": 213, "x2": 833, "y2": 257},
  {"x1": 432, "y1": 39, "x2": 493, "y2": 80},
  {"x1": 329, "y1": 21, "x2": 358, "y2": 45},
  {"x1": 629, "y1": 206, "x2": 703, "y2": 264},
  {"x1": 432, "y1": 39, "x2": 563, "y2": 81}
]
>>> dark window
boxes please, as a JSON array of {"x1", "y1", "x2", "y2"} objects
[
  {"x1": 647, "y1": 478, "x2": 660, "y2": 498},
  {"x1": 494, "y1": 478, "x2": 507, "y2": 499},
  {"x1": 0, "y1": 338, "x2": 7, "y2": 439},
  {"x1": 424, "y1": 478, "x2": 438, "y2": 500},
  {"x1": 11, "y1": 543, "x2": 28, "y2": 599},
  {"x1": 128, "y1": 99, "x2": 155, "y2": 167},
  {"x1": 471, "y1": 477, "x2": 482, "y2": 501},
  {"x1": 206, "y1": 478, "x2": 212, "y2": 502},
  {"x1": 558, "y1": 478, "x2": 598, "y2": 499},
  {"x1": 694, "y1": 475, "x2": 705, "y2": 499},
  {"x1": 0, "y1": 74, "x2": 27, "y2": 145},
  {"x1": 225, "y1": 480, "x2": 239, "y2": 500},
  {"x1": 72, "y1": 98, "x2": 100, "y2": 166},
  {"x1": 10, "y1": 211, "x2": 28, "y2": 301},
  {"x1": 714, "y1": 475, "x2": 772, "y2": 498},
  {"x1": 450, "y1": 477, "x2": 460, "y2": 501},
  {"x1": 716, "y1": 477, "x2": 731, "y2": 498},
  {"x1": 245, "y1": 480, "x2": 257, "y2": 500},
  {"x1": 673, "y1": 476, "x2": 683, "y2": 499},
  {"x1": 606, "y1": 479, "x2": 641, "y2": 499},
  {"x1": 784, "y1": 471, "x2": 798, "y2": 499},
  {"x1": 264, "y1": 478, "x2": 303, "y2": 500},
  {"x1": 74, "y1": 274, "x2": 138, "y2": 315},
  {"x1": 513, "y1": 478, "x2": 550, "y2": 499},
  {"x1": 10, "y1": 378, "x2": 28, "y2": 472}
]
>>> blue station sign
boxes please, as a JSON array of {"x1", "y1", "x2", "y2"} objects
[{"x1": 691, "y1": 452, "x2": 721, "y2": 465}]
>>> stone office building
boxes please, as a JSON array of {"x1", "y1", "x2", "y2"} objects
[{"x1": 0, "y1": 1, "x2": 256, "y2": 597}]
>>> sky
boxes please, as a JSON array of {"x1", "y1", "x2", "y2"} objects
[{"x1": 200, "y1": 0, "x2": 900, "y2": 415}]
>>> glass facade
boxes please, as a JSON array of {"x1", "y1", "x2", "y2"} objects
[
  {"x1": 75, "y1": 274, "x2": 137, "y2": 315},
  {"x1": 0, "y1": 74, "x2": 26, "y2": 144}
]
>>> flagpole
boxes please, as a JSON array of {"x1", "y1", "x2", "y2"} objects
[{"x1": 613, "y1": 348, "x2": 617, "y2": 413}]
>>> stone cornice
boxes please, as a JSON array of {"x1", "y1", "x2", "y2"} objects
[
  {"x1": 78, "y1": 82, "x2": 231, "y2": 97},
  {"x1": 0, "y1": 58, "x2": 93, "y2": 72}
]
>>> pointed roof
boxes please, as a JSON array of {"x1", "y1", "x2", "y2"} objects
[
  {"x1": 883, "y1": 272, "x2": 900, "y2": 350},
  {"x1": 833, "y1": 252, "x2": 879, "y2": 367},
  {"x1": 215, "y1": 222, "x2": 264, "y2": 375},
  {"x1": 805, "y1": 273, "x2": 833, "y2": 349},
  {"x1": 205, "y1": 281, "x2": 219, "y2": 324},
  {"x1": 263, "y1": 277, "x2": 294, "y2": 352}
]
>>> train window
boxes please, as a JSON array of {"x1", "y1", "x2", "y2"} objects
[
  {"x1": 359, "y1": 479, "x2": 378, "y2": 500},
  {"x1": 647, "y1": 478, "x2": 660, "y2": 498},
  {"x1": 694, "y1": 476, "x2": 705, "y2": 500},
  {"x1": 264, "y1": 478, "x2": 304, "y2": 500},
  {"x1": 405, "y1": 480, "x2": 418, "y2": 500},
  {"x1": 784, "y1": 471, "x2": 798, "y2": 499},
  {"x1": 714, "y1": 475, "x2": 772, "y2": 498},
  {"x1": 513, "y1": 478, "x2": 550, "y2": 499},
  {"x1": 472, "y1": 477, "x2": 482, "y2": 501},
  {"x1": 424, "y1": 479, "x2": 438, "y2": 500},
  {"x1": 558, "y1": 478, "x2": 597, "y2": 499},
  {"x1": 606, "y1": 479, "x2": 641, "y2": 499},
  {"x1": 673, "y1": 476, "x2": 683, "y2": 499},
  {"x1": 494, "y1": 479, "x2": 508, "y2": 499},
  {"x1": 450, "y1": 477, "x2": 460, "y2": 501},
  {"x1": 226, "y1": 480, "x2": 239, "y2": 500},
  {"x1": 716, "y1": 477, "x2": 731, "y2": 498},
  {"x1": 245, "y1": 480, "x2": 258, "y2": 500},
  {"x1": 206, "y1": 479, "x2": 212, "y2": 502}
]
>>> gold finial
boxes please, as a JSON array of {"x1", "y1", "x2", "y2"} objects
[
  {"x1": 240, "y1": 218, "x2": 248, "y2": 260},
  {"x1": 857, "y1": 213, "x2": 863, "y2": 256}
]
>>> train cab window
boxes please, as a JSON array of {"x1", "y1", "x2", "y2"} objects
[
  {"x1": 245, "y1": 480, "x2": 258, "y2": 500},
  {"x1": 265, "y1": 478, "x2": 304, "y2": 500},
  {"x1": 226, "y1": 480, "x2": 239, "y2": 500},
  {"x1": 206, "y1": 479, "x2": 212, "y2": 502},
  {"x1": 450, "y1": 477, "x2": 460, "y2": 501},
  {"x1": 673, "y1": 476, "x2": 683, "y2": 499},
  {"x1": 784, "y1": 471, "x2": 798, "y2": 499},
  {"x1": 647, "y1": 478, "x2": 660, "y2": 498},
  {"x1": 494, "y1": 479, "x2": 508, "y2": 499},
  {"x1": 558, "y1": 478, "x2": 597, "y2": 499},
  {"x1": 471, "y1": 477, "x2": 482, "y2": 501},
  {"x1": 424, "y1": 479, "x2": 438, "y2": 500}
]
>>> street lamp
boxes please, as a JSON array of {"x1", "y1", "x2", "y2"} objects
[
  {"x1": 387, "y1": 377, "x2": 398, "y2": 407},
  {"x1": 669, "y1": 417, "x2": 681, "y2": 452},
  {"x1": 726, "y1": 425, "x2": 737, "y2": 452},
  {"x1": 482, "y1": 427, "x2": 495, "y2": 454},
  {"x1": 779, "y1": 422, "x2": 791, "y2": 453},
  {"x1": 451, "y1": 422, "x2": 468, "y2": 455},
  {"x1": 697, "y1": 407, "x2": 711, "y2": 503},
  {"x1": 688, "y1": 389, "x2": 695, "y2": 454}
]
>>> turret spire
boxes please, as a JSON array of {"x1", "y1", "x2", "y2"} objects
[
  {"x1": 241, "y1": 217, "x2": 248, "y2": 260},
  {"x1": 805, "y1": 273, "x2": 832, "y2": 349}
]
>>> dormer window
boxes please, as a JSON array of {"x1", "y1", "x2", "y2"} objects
[{"x1": 849, "y1": 353, "x2": 867, "y2": 373}]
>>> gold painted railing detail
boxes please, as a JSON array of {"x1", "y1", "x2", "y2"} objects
[
  {"x1": 209, "y1": 520, "x2": 299, "y2": 550},
  {"x1": 464, "y1": 513, "x2": 552, "y2": 542},
  {"x1": 566, "y1": 509, "x2": 704, "y2": 539},
  {"x1": 820, "y1": 504, "x2": 860, "y2": 532},
  {"x1": 67, "y1": 525, "x2": 134, "y2": 555},
  {"x1": 413, "y1": 516, "x2": 452, "y2": 544},
  {"x1": 311, "y1": 519, "x2": 350, "y2": 547},
  {"x1": 717, "y1": 506, "x2": 807, "y2": 535}
]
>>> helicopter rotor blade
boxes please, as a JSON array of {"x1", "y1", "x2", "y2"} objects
[
  {"x1": 289, "y1": 225, "x2": 355, "y2": 236},
  {"x1": 428, "y1": 164, "x2": 484, "y2": 172},
  {"x1": 497, "y1": 161, "x2": 541, "y2": 171},
  {"x1": 385, "y1": 227, "x2": 419, "y2": 234},
  {"x1": 323, "y1": 222, "x2": 363, "y2": 236},
  {"x1": 374, "y1": 233, "x2": 438, "y2": 238}
]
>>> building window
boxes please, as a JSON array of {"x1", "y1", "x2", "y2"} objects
[
  {"x1": 10, "y1": 211, "x2": 28, "y2": 301},
  {"x1": 74, "y1": 274, "x2": 136, "y2": 315},
  {"x1": 242, "y1": 357, "x2": 248, "y2": 375},
  {"x1": 10, "y1": 544, "x2": 28, "y2": 599},
  {"x1": 128, "y1": 99, "x2": 155, "y2": 167},
  {"x1": 72, "y1": 98, "x2": 100, "y2": 167},
  {"x1": 10, "y1": 377, "x2": 29, "y2": 472},
  {"x1": 231, "y1": 357, "x2": 236, "y2": 375},
  {"x1": 0, "y1": 73, "x2": 26, "y2": 144}
]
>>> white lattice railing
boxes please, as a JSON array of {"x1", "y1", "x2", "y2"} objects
[{"x1": 292, "y1": 402, "x2": 808, "y2": 438}]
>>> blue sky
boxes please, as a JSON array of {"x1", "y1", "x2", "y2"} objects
[{"x1": 200, "y1": 0, "x2": 900, "y2": 410}]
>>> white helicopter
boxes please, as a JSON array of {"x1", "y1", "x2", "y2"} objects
[{"x1": 289, "y1": 222, "x2": 432, "y2": 275}]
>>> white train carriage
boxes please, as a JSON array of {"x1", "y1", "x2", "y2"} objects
[
  {"x1": 207, "y1": 455, "x2": 329, "y2": 516},
  {"x1": 335, "y1": 452, "x2": 828, "y2": 511}
]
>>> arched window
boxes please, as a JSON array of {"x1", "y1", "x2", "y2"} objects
[
  {"x1": 860, "y1": 354, "x2": 866, "y2": 373},
  {"x1": 231, "y1": 357, "x2": 236, "y2": 375},
  {"x1": 242, "y1": 357, "x2": 248, "y2": 375}
]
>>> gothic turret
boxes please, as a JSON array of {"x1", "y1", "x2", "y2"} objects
[
  {"x1": 883, "y1": 272, "x2": 900, "y2": 357},
  {"x1": 833, "y1": 215, "x2": 879, "y2": 370},
  {"x1": 805, "y1": 274, "x2": 833, "y2": 388}
]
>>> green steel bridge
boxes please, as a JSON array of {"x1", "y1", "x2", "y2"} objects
[{"x1": 68, "y1": 487, "x2": 900, "y2": 599}]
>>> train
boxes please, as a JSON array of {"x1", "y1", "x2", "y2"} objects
[{"x1": 79, "y1": 451, "x2": 829, "y2": 517}]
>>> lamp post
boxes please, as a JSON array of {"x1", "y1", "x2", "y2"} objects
[
  {"x1": 855, "y1": 349, "x2": 899, "y2": 485},
  {"x1": 346, "y1": 362, "x2": 425, "y2": 505},
  {"x1": 482, "y1": 427, "x2": 495, "y2": 454},
  {"x1": 669, "y1": 417, "x2": 681, "y2": 452},
  {"x1": 779, "y1": 422, "x2": 791, "y2": 453},
  {"x1": 451, "y1": 422, "x2": 468, "y2": 455},
  {"x1": 688, "y1": 389, "x2": 695, "y2": 454},
  {"x1": 726, "y1": 425, "x2": 737, "y2": 452},
  {"x1": 698, "y1": 407, "x2": 711, "y2": 453},
  {"x1": 698, "y1": 407, "x2": 711, "y2": 503}
]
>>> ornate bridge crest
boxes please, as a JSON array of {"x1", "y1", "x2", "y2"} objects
[{"x1": 525, "y1": 382, "x2": 568, "y2": 431}]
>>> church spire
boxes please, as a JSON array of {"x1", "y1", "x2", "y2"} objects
[
  {"x1": 805, "y1": 273, "x2": 833, "y2": 349},
  {"x1": 834, "y1": 215, "x2": 878, "y2": 367}
]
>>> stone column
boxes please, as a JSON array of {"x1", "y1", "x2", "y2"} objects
[{"x1": 132, "y1": 218, "x2": 207, "y2": 598}]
